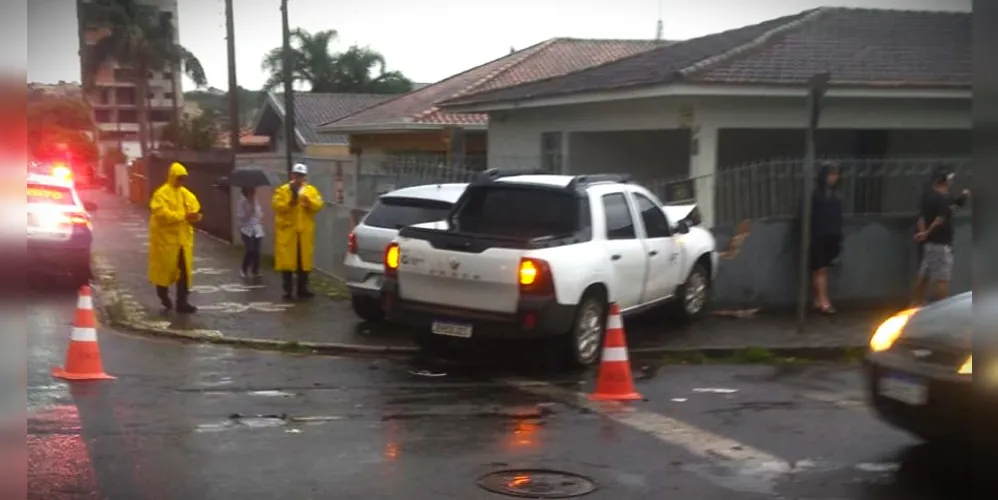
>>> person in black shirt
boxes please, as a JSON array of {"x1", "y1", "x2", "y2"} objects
[
  {"x1": 810, "y1": 162, "x2": 843, "y2": 314},
  {"x1": 912, "y1": 168, "x2": 969, "y2": 304}
]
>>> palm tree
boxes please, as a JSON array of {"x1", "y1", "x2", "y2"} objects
[
  {"x1": 331, "y1": 46, "x2": 413, "y2": 94},
  {"x1": 80, "y1": 0, "x2": 207, "y2": 156},
  {"x1": 261, "y1": 28, "x2": 413, "y2": 94}
]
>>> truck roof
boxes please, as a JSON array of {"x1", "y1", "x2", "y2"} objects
[
  {"x1": 381, "y1": 183, "x2": 468, "y2": 204},
  {"x1": 495, "y1": 175, "x2": 575, "y2": 188},
  {"x1": 477, "y1": 170, "x2": 632, "y2": 191}
]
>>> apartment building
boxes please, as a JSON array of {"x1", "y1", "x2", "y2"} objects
[{"x1": 78, "y1": 0, "x2": 184, "y2": 161}]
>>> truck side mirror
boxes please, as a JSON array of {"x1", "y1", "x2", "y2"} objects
[{"x1": 676, "y1": 219, "x2": 691, "y2": 234}]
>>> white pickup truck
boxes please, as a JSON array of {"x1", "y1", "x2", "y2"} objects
[{"x1": 380, "y1": 171, "x2": 718, "y2": 366}]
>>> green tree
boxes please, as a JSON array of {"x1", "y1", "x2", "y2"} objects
[
  {"x1": 160, "y1": 110, "x2": 221, "y2": 151},
  {"x1": 80, "y1": 0, "x2": 207, "y2": 157},
  {"x1": 261, "y1": 29, "x2": 413, "y2": 94}
]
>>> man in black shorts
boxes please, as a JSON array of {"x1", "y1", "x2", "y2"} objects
[{"x1": 913, "y1": 167, "x2": 969, "y2": 304}]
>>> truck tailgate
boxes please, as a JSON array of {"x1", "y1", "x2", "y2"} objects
[{"x1": 397, "y1": 236, "x2": 523, "y2": 314}]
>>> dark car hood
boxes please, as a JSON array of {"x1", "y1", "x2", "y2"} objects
[{"x1": 903, "y1": 292, "x2": 974, "y2": 349}]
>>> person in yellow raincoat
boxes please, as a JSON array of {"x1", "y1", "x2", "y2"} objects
[
  {"x1": 148, "y1": 162, "x2": 203, "y2": 313},
  {"x1": 273, "y1": 163, "x2": 323, "y2": 299}
]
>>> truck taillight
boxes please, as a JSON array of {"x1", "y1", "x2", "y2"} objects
[
  {"x1": 347, "y1": 231, "x2": 358, "y2": 254},
  {"x1": 384, "y1": 242, "x2": 400, "y2": 276},
  {"x1": 68, "y1": 212, "x2": 90, "y2": 225},
  {"x1": 518, "y1": 258, "x2": 554, "y2": 296}
]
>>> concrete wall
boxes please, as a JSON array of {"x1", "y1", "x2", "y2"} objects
[
  {"x1": 232, "y1": 153, "x2": 360, "y2": 279},
  {"x1": 710, "y1": 215, "x2": 972, "y2": 309}
]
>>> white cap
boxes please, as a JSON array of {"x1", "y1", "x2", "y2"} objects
[{"x1": 292, "y1": 163, "x2": 308, "y2": 175}]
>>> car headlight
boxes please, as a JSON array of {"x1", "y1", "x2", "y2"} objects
[
  {"x1": 959, "y1": 356, "x2": 971, "y2": 375},
  {"x1": 869, "y1": 308, "x2": 919, "y2": 352}
]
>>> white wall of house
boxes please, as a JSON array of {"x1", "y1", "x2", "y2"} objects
[
  {"x1": 568, "y1": 130, "x2": 690, "y2": 181},
  {"x1": 486, "y1": 95, "x2": 971, "y2": 225}
]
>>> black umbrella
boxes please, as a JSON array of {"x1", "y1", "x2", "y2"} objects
[{"x1": 217, "y1": 167, "x2": 285, "y2": 189}]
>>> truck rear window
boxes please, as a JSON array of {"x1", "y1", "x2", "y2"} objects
[
  {"x1": 363, "y1": 197, "x2": 454, "y2": 229},
  {"x1": 454, "y1": 185, "x2": 583, "y2": 238}
]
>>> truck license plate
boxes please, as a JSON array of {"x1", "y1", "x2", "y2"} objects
[
  {"x1": 879, "y1": 373, "x2": 927, "y2": 406},
  {"x1": 431, "y1": 321, "x2": 472, "y2": 338}
]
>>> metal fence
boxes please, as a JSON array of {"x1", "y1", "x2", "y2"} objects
[
  {"x1": 231, "y1": 153, "x2": 972, "y2": 278},
  {"x1": 713, "y1": 157, "x2": 971, "y2": 225}
]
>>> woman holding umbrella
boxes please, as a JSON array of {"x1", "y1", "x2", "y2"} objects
[
  {"x1": 238, "y1": 187, "x2": 264, "y2": 278},
  {"x1": 219, "y1": 166, "x2": 283, "y2": 279}
]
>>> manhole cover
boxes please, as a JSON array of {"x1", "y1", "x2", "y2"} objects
[{"x1": 478, "y1": 469, "x2": 597, "y2": 498}]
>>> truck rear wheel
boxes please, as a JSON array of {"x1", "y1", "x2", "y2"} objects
[
  {"x1": 350, "y1": 295, "x2": 385, "y2": 322},
  {"x1": 566, "y1": 291, "x2": 607, "y2": 367}
]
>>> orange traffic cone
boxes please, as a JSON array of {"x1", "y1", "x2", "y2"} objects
[
  {"x1": 52, "y1": 286, "x2": 115, "y2": 381},
  {"x1": 589, "y1": 303, "x2": 641, "y2": 401}
]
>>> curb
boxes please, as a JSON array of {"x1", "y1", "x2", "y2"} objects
[{"x1": 91, "y1": 257, "x2": 418, "y2": 356}]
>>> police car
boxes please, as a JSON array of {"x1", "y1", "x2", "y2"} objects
[{"x1": 27, "y1": 169, "x2": 97, "y2": 284}]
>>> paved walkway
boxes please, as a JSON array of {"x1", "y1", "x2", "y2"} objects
[
  {"x1": 82, "y1": 189, "x2": 886, "y2": 355},
  {"x1": 86, "y1": 189, "x2": 411, "y2": 350}
]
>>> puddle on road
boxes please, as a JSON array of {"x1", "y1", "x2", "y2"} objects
[
  {"x1": 692, "y1": 388, "x2": 740, "y2": 394},
  {"x1": 248, "y1": 390, "x2": 296, "y2": 397},
  {"x1": 854, "y1": 462, "x2": 901, "y2": 473},
  {"x1": 194, "y1": 413, "x2": 346, "y2": 433}
]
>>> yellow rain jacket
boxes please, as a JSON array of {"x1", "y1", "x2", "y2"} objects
[
  {"x1": 148, "y1": 162, "x2": 201, "y2": 287},
  {"x1": 272, "y1": 182, "x2": 323, "y2": 272}
]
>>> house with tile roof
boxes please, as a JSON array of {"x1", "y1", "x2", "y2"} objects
[
  {"x1": 251, "y1": 91, "x2": 394, "y2": 157},
  {"x1": 316, "y1": 38, "x2": 665, "y2": 169},
  {"x1": 438, "y1": 7, "x2": 971, "y2": 226}
]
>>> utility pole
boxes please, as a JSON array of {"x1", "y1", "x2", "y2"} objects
[
  {"x1": 797, "y1": 72, "x2": 831, "y2": 334},
  {"x1": 225, "y1": 0, "x2": 240, "y2": 153},
  {"x1": 280, "y1": 0, "x2": 295, "y2": 176}
]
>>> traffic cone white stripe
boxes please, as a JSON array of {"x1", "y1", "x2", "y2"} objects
[
  {"x1": 71, "y1": 327, "x2": 97, "y2": 342},
  {"x1": 77, "y1": 295, "x2": 93, "y2": 310},
  {"x1": 602, "y1": 346, "x2": 629, "y2": 362},
  {"x1": 607, "y1": 314, "x2": 623, "y2": 330}
]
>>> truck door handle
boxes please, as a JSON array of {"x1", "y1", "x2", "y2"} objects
[
  {"x1": 649, "y1": 250, "x2": 658, "y2": 256},
  {"x1": 611, "y1": 254, "x2": 621, "y2": 261}
]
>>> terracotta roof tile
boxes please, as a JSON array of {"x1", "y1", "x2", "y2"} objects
[
  {"x1": 440, "y1": 7, "x2": 970, "y2": 108},
  {"x1": 321, "y1": 38, "x2": 663, "y2": 131}
]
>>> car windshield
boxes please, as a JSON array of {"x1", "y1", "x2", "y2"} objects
[
  {"x1": 363, "y1": 196, "x2": 454, "y2": 229},
  {"x1": 453, "y1": 185, "x2": 583, "y2": 238},
  {"x1": 27, "y1": 182, "x2": 75, "y2": 206}
]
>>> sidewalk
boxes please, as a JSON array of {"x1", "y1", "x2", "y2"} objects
[
  {"x1": 86, "y1": 189, "x2": 415, "y2": 354},
  {"x1": 83, "y1": 189, "x2": 883, "y2": 358}
]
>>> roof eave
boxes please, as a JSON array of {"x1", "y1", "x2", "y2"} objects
[
  {"x1": 439, "y1": 82, "x2": 972, "y2": 113},
  {"x1": 316, "y1": 121, "x2": 488, "y2": 133},
  {"x1": 263, "y1": 90, "x2": 312, "y2": 146}
]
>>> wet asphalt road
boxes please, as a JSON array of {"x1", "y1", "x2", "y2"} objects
[{"x1": 28, "y1": 283, "x2": 976, "y2": 500}]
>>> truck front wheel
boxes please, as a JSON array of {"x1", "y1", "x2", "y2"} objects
[{"x1": 674, "y1": 262, "x2": 710, "y2": 321}]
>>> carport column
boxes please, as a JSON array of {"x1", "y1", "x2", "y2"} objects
[
  {"x1": 561, "y1": 131, "x2": 571, "y2": 173},
  {"x1": 689, "y1": 125, "x2": 718, "y2": 227}
]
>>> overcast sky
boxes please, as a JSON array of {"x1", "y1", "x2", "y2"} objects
[{"x1": 26, "y1": 0, "x2": 971, "y2": 91}]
